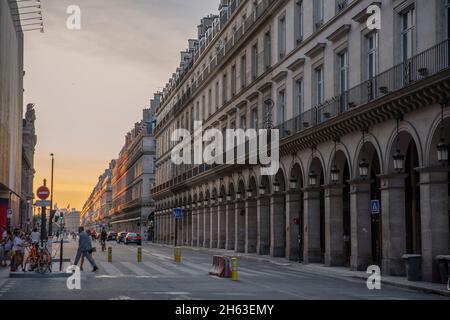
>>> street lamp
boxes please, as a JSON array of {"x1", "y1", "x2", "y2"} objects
[
  {"x1": 246, "y1": 188, "x2": 253, "y2": 198},
  {"x1": 359, "y1": 159, "x2": 369, "y2": 179},
  {"x1": 218, "y1": 195, "x2": 224, "y2": 204},
  {"x1": 331, "y1": 165, "x2": 340, "y2": 184},
  {"x1": 289, "y1": 176, "x2": 297, "y2": 190},
  {"x1": 226, "y1": 193, "x2": 232, "y2": 202},
  {"x1": 308, "y1": 171, "x2": 318, "y2": 187},
  {"x1": 273, "y1": 180, "x2": 280, "y2": 193},
  {"x1": 259, "y1": 185, "x2": 266, "y2": 196},
  {"x1": 236, "y1": 191, "x2": 242, "y2": 200},
  {"x1": 393, "y1": 150, "x2": 405, "y2": 173}
]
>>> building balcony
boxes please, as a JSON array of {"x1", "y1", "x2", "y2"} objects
[{"x1": 151, "y1": 39, "x2": 450, "y2": 198}]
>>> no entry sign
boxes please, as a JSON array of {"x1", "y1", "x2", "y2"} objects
[{"x1": 37, "y1": 186, "x2": 50, "y2": 200}]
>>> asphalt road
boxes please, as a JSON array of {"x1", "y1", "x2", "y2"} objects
[{"x1": 0, "y1": 239, "x2": 448, "y2": 300}]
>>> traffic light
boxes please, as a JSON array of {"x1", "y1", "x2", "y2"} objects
[{"x1": 54, "y1": 214, "x2": 59, "y2": 223}]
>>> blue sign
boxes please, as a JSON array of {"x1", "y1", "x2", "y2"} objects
[
  {"x1": 371, "y1": 200, "x2": 380, "y2": 215},
  {"x1": 6, "y1": 209, "x2": 12, "y2": 218},
  {"x1": 173, "y1": 208, "x2": 183, "y2": 219}
]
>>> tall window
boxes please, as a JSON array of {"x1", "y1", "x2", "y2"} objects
[
  {"x1": 223, "y1": 73, "x2": 228, "y2": 104},
  {"x1": 240, "y1": 115, "x2": 247, "y2": 130},
  {"x1": 278, "y1": 14, "x2": 286, "y2": 60},
  {"x1": 231, "y1": 65, "x2": 237, "y2": 96},
  {"x1": 202, "y1": 95, "x2": 206, "y2": 120},
  {"x1": 241, "y1": 54, "x2": 247, "y2": 89},
  {"x1": 264, "y1": 31, "x2": 272, "y2": 70},
  {"x1": 251, "y1": 108, "x2": 258, "y2": 129},
  {"x1": 208, "y1": 89, "x2": 212, "y2": 115},
  {"x1": 277, "y1": 90, "x2": 286, "y2": 124},
  {"x1": 367, "y1": 32, "x2": 378, "y2": 79},
  {"x1": 314, "y1": 0, "x2": 324, "y2": 30},
  {"x1": 215, "y1": 81, "x2": 220, "y2": 110},
  {"x1": 294, "y1": 78, "x2": 303, "y2": 116},
  {"x1": 251, "y1": 43, "x2": 259, "y2": 80},
  {"x1": 400, "y1": 7, "x2": 416, "y2": 61},
  {"x1": 295, "y1": 1, "x2": 304, "y2": 43},
  {"x1": 315, "y1": 66, "x2": 324, "y2": 105},
  {"x1": 338, "y1": 50, "x2": 349, "y2": 94}
]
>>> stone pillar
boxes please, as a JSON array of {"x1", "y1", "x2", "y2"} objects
[
  {"x1": 245, "y1": 198, "x2": 257, "y2": 253},
  {"x1": 184, "y1": 210, "x2": 189, "y2": 245},
  {"x1": 324, "y1": 184, "x2": 345, "y2": 266},
  {"x1": 270, "y1": 194, "x2": 285, "y2": 257},
  {"x1": 164, "y1": 214, "x2": 168, "y2": 244},
  {"x1": 419, "y1": 167, "x2": 449, "y2": 282},
  {"x1": 349, "y1": 180, "x2": 373, "y2": 271},
  {"x1": 302, "y1": 188, "x2": 322, "y2": 262},
  {"x1": 218, "y1": 203, "x2": 226, "y2": 249},
  {"x1": 235, "y1": 200, "x2": 245, "y2": 252},
  {"x1": 257, "y1": 196, "x2": 270, "y2": 255},
  {"x1": 210, "y1": 205, "x2": 218, "y2": 248},
  {"x1": 225, "y1": 202, "x2": 235, "y2": 250},
  {"x1": 380, "y1": 174, "x2": 407, "y2": 276},
  {"x1": 286, "y1": 192, "x2": 301, "y2": 261},
  {"x1": 197, "y1": 206, "x2": 204, "y2": 247},
  {"x1": 203, "y1": 205, "x2": 210, "y2": 248},
  {"x1": 191, "y1": 208, "x2": 198, "y2": 247}
]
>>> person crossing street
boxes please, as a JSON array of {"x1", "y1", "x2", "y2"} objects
[{"x1": 74, "y1": 226, "x2": 98, "y2": 272}]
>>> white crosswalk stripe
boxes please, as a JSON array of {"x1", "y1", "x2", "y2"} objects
[
  {"x1": 99, "y1": 262, "x2": 124, "y2": 276},
  {"x1": 179, "y1": 261, "x2": 210, "y2": 273},
  {"x1": 155, "y1": 258, "x2": 202, "y2": 275},
  {"x1": 142, "y1": 261, "x2": 177, "y2": 275},
  {"x1": 120, "y1": 262, "x2": 151, "y2": 276}
]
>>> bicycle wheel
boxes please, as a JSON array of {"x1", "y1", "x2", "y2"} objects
[{"x1": 38, "y1": 251, "x2": 52, "y2": 274}]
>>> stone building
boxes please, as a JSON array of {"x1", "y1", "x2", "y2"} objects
[
  {"x1": 20, "y1": 104, "x2": 37, "y2": 230},
  {"x1": 64, "y1": 208, "x2": 81, "y2": 234},
  {"x1": 109, "y1": 100, "x2": 158, "y2": 235},
  {"x1": 80, "y1": 161, "x2": 114, "y2": 231},
  {"x1": 152, "y1": 0, "x2": 450, "y2": 283},
  {"x1": 0, "y1": 1, "x2": 25, "y2": 229}
]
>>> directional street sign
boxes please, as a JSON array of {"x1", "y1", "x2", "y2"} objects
[
  {"x1": 173, "y1": 207, "x2": 183, "y2": 219},
  {"x1": 37, "y1": 186, "x2": 50, "y2": 200},
  {"x1": 35, "y1": 200, "x2": 51, "y2": 207},
  {"x1": 7, "y1": 209, "x2": 12, "y2": 218},
  {"x1": 371, "y1": 200, "x2": 380, "y2": 215}
]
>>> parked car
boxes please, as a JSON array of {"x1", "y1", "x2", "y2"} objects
[
  {"x1": 116, "y1": 231, "x2": 128, "y2": 243},
  {"x1": 107, "y1": 231, "x2": 117, "y2": 241},
  {"x1": 124, "y1": 233, "x2": 142, "y2": 245}
]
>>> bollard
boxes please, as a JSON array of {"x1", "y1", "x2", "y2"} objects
[
  {"x1": 174, "y1": 247, "x2": 181, "y2": 263},
  {"x1": 108, "y1": 246, "x2": 112, "y2": 263},
  {"x1": 231, "y1": 257, "x2": 238, "y2": 281},
  {"x1": 137, "y1": 246, "x2": 142, "y2": 263}
]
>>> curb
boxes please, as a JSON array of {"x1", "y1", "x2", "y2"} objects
[{"x1": 9, "y1": 272, "x2": 70, "y2": 279}]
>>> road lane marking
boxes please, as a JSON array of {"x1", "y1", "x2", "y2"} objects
[
  {"x1": 120, "y1": 262, "x2": 151, "y2": 277},
  {"x1": 154, "y1": 258, "x2": 202, "y2": 275},
  {"x1": 142, "y1": 261, "x2": 176, "y2": 275},
  {"x1": 99, "y1": 262, "x2": 124, "y2": 276},
  {"x1": 180, "y1": 261, "x2": 210, "y2": 273}
]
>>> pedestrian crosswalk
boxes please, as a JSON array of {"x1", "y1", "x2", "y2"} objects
[{"x1": 93, "y1": 256, "x2": 297, "y2": 280}]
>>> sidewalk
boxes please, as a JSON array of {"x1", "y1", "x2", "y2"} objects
[{"x1": 145, "y1": 242, "x2": 450, "y2": 297}]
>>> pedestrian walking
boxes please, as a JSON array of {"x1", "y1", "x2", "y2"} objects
[
  {"x1": 74, "y1": 226, "x2": 98, "y2": 272},
  {"x1": 11, "y1": 230, "x2": 26, "y2": 272}
]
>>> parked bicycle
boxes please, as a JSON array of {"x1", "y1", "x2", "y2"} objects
[{"x1": 23, "y1": 241, "x2": 52, "y2": 274}]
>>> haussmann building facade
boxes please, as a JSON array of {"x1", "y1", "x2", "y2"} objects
[{"x1": 151, "y1": 0, "x2": 450, "y2": 284}]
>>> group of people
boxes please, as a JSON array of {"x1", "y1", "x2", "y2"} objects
[{"x1": 0, "y1": 226, "x2": 41, "y2": 272}]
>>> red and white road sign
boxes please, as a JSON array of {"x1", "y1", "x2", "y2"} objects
[{"x1": 36, "y1": 186, "x2": 50, "y2": 200}]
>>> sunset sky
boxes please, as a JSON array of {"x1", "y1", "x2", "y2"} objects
[{"x1": 24, "y1": 0, "x2": 218, "y2": 210}]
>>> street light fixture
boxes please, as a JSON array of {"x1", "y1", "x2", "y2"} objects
[
  {"x1": 393, "y1": 118, "x2": 404, "y2": 173},
  {"x1": 226, "y1": 193, "x2": 232, "y2": 202},
  {"x1": 259, "y1": 185, "x2": 266, "y2": 195},
  {"x1": 246, "y1": 189, "x2": 253, "y2": 198},
  {"x1": 273, "y1": 180, "x2": 280, "y2": 193},
  {"x1": 308, "y1": 171, "x2": 318, "y2": 187},
  {"x1": 331, "y1": 165, "x2": 340, "y2": 184},
  {"x1": 236, "y1": 191, "x2": 242, "y2": 200},
  {"x1": 289, "y1": 176, "x2": 297, "y2": 190}
]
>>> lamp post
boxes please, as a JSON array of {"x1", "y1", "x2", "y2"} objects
[{"x1": 48, "y1": 153, "x2": 55, "y2": 237}]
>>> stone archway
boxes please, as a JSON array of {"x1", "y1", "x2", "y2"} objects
[
  {"x1": 226, "y1": 182, "x2": 236, "y2": 250},
  {"x1": 235, "y1": 179, "x2": 246, "y2": 253},
  {"x1": 271, "y1": 169, "x2": 286, "y2": 257},
  {"x1": 258, "y1": 175, "x2": 271, "y2": 255},
  {"x1": 245, "y1": 175, "x2": 258, "y2": 253},
  {"x1": 288, "y1": 163, "x2": 304, "y2": 261}
]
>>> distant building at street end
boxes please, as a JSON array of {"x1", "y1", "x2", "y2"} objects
[{"x1": 64, "y1": 208, "x2": 81, "y2": 234}]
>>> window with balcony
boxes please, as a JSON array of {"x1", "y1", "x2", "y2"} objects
[
  {"x1": 251, "y1": 43, "x2": 259, "y2": 80},
  {"x1": 294, "y1": 78, "x2": 303, "y2": 116},
  {"x1": 208, "y1": 89, "x2": 212, "y2": 115},
  {"x1": 314, "y1": 0, "x2": 324, "y2": 31},
  {"x1": 400, "y1": 7, "x2": 416, "y2": 61},
  {"x1": 278, "y1": 14, "x2": 287, "y2": 60},
  {"x1": 215, "y1": 81, "x2": 220, "y2": 110},
  {"x1": 277, "y1": 89, "x2": 286, "y2": 125},
  {"x1": 338, "y1": 50, "x2": 349, "y2": 94},
  {"x1": 295, "y1": 1, "x2": 304, "y2": 44},
  {"x1": 264, "y1": 31, "x2": 272, "y2": 70},
  {"x1": 314, "y1": 66, "x2": 324, "y2": 105},
  {"x1": 241, "y1": 54, "x2": 247, "y2": 89},
  {"x1": 367, "y1": 32, "x2": 378, "y2": 80}
]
